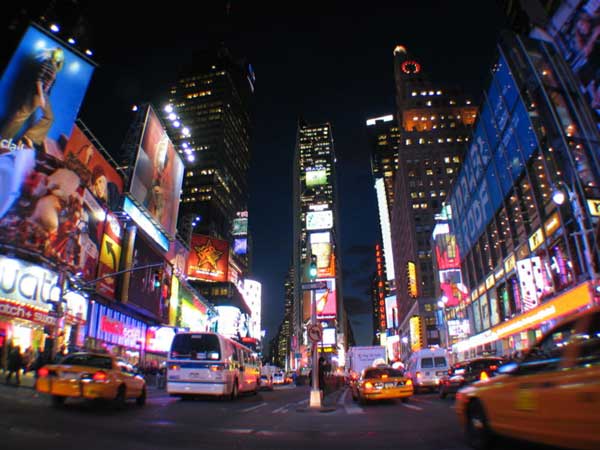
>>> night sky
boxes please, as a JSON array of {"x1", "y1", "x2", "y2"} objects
[{"x1": 5, "y1": 1, "x2": 509, "y2": 347}]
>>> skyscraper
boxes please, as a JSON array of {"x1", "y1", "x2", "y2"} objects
[
  {"x1": 391, "y1": 45, "x2": 477, "y2": 353},
  {"x1": 166, "y1": 45, "x2": 255, "y2": 334},
  {"x1": 292, "y1": 120, "x2": 345, "y2": 368}
]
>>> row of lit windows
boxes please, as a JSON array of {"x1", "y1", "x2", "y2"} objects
[
  {"x1": 413, "y1": 203, "x2": 430, "y2": 209},
  {"x1": 412, "y1": 114, "x2": 468, "y2": 121},
  {"x1": 405, "y1": 136, "x2": 467, "y2": 145},
  {"x1": 182, "y1": 195, "x2": 212, "y2": 202},
  {"x1": 186, "y1": 186, "x2": 212, "y2": 194},
  {"x1": 186, "y1": 168, "x2": 215, "y2": 177},
  {"x1": 410, "y1": 190, "x2": 446, "y2": 199},
  {"x1": 412, "y1": 90, "x2": 443, "y2": 96},
  {"x1": 186, "y1": 90, "x2": 212, "y2": 99}
]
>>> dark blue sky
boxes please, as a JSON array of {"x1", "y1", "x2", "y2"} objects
[{"x1": 19, "y1": 1, "x2": 508, "y2": 346}]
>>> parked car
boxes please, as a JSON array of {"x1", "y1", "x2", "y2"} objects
[
  {"x1": 439, "y1": 357, "x2": 505, "y2": 399},
  {"x1": 36, "y1": 352, "x2": 147, "y2": 408},
  {"x1": 350, "y1": 365, "x2": 413, "y2": 404},
  {"x1": 272, "y1": 372, "x2": 285, "y2": 385},
  {"x1": 258, "y1": 374, "x2": 274, "y2": 391},
  {"x1": 456, "y1": 306, "x2": 600, "y2": 450},
  {"x1": 404, "y1": 347, "x2": 450, "y2": 392}
]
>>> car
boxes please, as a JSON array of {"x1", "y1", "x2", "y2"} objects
[
  {"x1": 439, "y1": 357, "x2": 505, "y2": 399},
  {"x1": 259, "y1": 374, "x2": 274, "y2": 390},
  {"x1": 455, "y1": 306, "x2": 600, "y2": 450},
  {"x1": 404, "y1": 347, "x2": 450, "y2": 393},
  {"x1": 350, "y1": 365, "x2": 413, "y2": 404},
  {"x1": 36, "y1": 352, "x2": 147, "y2": 408},
  {"x1": 272, "y1": 372, "x2": 285, "y2": 385}
]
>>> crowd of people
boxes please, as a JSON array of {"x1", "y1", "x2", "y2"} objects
[{"x1": 1, "y1": 343, "x2": 52, "y2": 386}]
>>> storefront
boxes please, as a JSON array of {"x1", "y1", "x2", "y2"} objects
[
  {"x1": 144, "y1": 325, "x2": 177, "y2": 367},
  {"x1": 85, "y1": 301, "x2": 147, "y2": 365},
  {"x1": 0, "y1": 256, "x2": 61, "y2": 361},
  {"x1": 453, "y1": 281, "x2": 593, "y2": 360}
]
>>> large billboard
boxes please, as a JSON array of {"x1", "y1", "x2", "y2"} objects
[
  {"x1": 128, "y1": 105, "x2": 184, "y2": 237},
  {"x1": 96, "y1": 211, "x2": 123, "y2": 300},
  {"x1": 187, "y1": 234, "x2": 229, "y2": 282},
  {"x1": 306, "y1": 168, "x2": 328, "y2": 187},
  {"x1": 63, "y1": 125, "x2": 123, "y2": 210},
  {"x1": 0, "y1": 25, "x2": 94, "y2": 156},
  {"x1": 0, "y1": 151, "x2": 105, "y2": 281},
  {"x1": 306, "y1": 210, "x2": 333, "y2": 230}
]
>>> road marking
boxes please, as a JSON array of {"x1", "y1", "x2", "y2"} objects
[
  {"x1": 345, "y1": 404, "x2": 364, "y2": 414},
  {"x1": 241, "y1": 402, "x2": 267, "y2": 413},
  {"x1": 222, "y1": 428, "x2": 254, "y2": 434},
  {"x1": 402, "y1": 403, "x2": 423, "y2": 411},
  {"x1": 338, "y1": 389, "x2": 348, "y2": 405},
  {"x1": 296, "y1": 399, "x2": 308, "y2": 405},
  {"x1": 272, "y1": 404, "x2": 292, "y2": 414}
]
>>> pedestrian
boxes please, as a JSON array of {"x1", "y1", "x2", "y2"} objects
[
  {"x1": 318, "y1": 356, "x2": 326, "y2": 393},
  {"x1": 5, "y1": 345, "x2": 23, "y2": 386},
  {"x1": 22, "y1": 346, "x2": 33, "y2": 374}
]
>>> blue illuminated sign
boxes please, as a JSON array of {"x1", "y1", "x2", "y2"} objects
[{"x1": 123, "y1": 196, "x2": 169, "y2": 251}]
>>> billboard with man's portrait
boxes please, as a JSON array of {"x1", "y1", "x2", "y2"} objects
[{"x1": 128, "y1": 105, "x2": 184, "y2": 237}]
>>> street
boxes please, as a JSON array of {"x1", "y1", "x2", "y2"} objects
[{"x1": 0, "y1": 381, "x2": 561, "y2": 450}]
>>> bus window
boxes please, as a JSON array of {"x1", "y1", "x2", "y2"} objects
[{"x1": 170, "y1": 333, "x2": 220, "y2": 360}]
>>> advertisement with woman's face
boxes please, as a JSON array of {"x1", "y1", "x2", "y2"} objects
[{"x1": 128, "y1": 106, "x2": 184, "y2": 237}]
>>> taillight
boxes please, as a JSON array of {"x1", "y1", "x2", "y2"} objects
[
  {"x1": 38, "y1": 367, "x2": 49, "y2": 378},
  {"x1": 480, "y1": 371, "x2": 489, "y2": 382},
  {"x1": 169, "y1": 364, "x2": 180, "y2": 371},
  {"x1": 92, "y1": 371, "x2": 108, "y2": 382},
  {"x1": 489, "y1": 365, "x2": 498, "y2": 371},
  {"x1": 416, "y1": 371, "x2": 421, "y2": 379},
  {"x1": 364, "y1": 381, "x2": 373, "y2": 389},
  {"x1": 381, "y1": 374, "x2": 388, "y2": 380},
  {"x1": 210, "y1": 365, "x2": 224, "y2": 372},
  {"x1": 406, "y1": 379, "x2": 413, "y2": 386}
]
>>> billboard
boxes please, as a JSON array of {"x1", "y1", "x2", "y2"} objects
[
  {"x1": 128, "y1": 105, "x2": 184, "y2": 236},
  {"x1": 187, "y1": 234, "x2": 229, "y2": 282},
  {"x1": 232, "y1": 218, "x2": 248, "y2": 236},
  {"x1": 0, "y1": 151, "x2": 105, "y2": 280},
  {"x1": 96, "y1": 211, "x2": 123, "y2": 300},
  {"x1": 127, "y1": 234, "x2": 168, "y2": 320},
  {"x1": 302, "y1": 278, "x2": 337, "y2": 321},
  {"x1": 306, "y1": 210, "x2": 333, "y2": 230},
  {"x1": 0, "y1": 25, "x2": 94, "y2": 156},
  {"x1": 63, "y1": 125, "x2": 123, "y2": 210},
  {"x1": 385, "y1": 295, "x2": 397, "y2": 330},
  {"x1": 312, "y1": 241, "x2": 336, "y2": 278},
  {"x1": 306, "y1": 168, "x2": 328, "y2": 187},
  {"x1": 233, "y1": 237, "x2": 247, "y2": 255}
]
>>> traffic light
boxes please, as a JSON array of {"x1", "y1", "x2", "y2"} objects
[
  {"x1": 309, "y1": 254, "x2": 318, "y2": 279},
  {"x1": 153, "y1": 269, "x2": 162, "y2": 288}
]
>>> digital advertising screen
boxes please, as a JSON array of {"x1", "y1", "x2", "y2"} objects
[
  {"x1": 233, "y1": 237, "x2": 248, "y2": 255},
  {"x1": 0, "y1": 25, "x2": 95, "y2": 156},
  {"x1": 187, "y1": 234, "x2": 229, "y2": 282},
  {"x1": 385, "y1": 295, "x2": 397, "y2": 330},
  {"x1": 96, "y1": 211, "x2": 122, "y2": 300},
  {"x1": 128, "y1": 105, "x2": 184, "y2": 237},
  {"x1": 306, "y1": 210, "x2": 333, "y2": 230},
  {"x1": 127, "y1": 234, "x2": 166, "y2": 319},
  {"x1": 315, "y1": 278, "x2": 337, "y2": 319},
  {"x1": 232, "y1": 218, "x2": 248, "y2": 236},
  {"x1": 305, "y1": 168, "x2": 328, "y2": 187}
]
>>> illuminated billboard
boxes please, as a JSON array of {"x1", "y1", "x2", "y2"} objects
[
  {"x1": 233, "y1": 237, "x2": 247, "y2": 255},
  {"x1": 232, "y1": 217, "x2": 248, "y2": 235},
  {"x1": 122, "y1": 196, "x2": 169, "y2": 252},
  {"x1": 385, "y1": 295, "x2": 397, "y2": 329},
  {"x1": 409, "y1": 315, "x2": 423, "y2": 352},
  {"x1": 310, "y1": 231, "x2": 330, "y2": 243},
  {"x1": 0, "y1": 25, "x2": 94, "y2": 155},
  {"x1": 407, "y1": 261, "x2": 418, "y2": 298},
  {"x1": 0, "y1": 151, "x2": 105, "y2": 280},
  {"x1": 306, "y1": 168, "x2": 327, "y2": 187},
  {"x1": 306, "y1": 210, "x2": 333, "y2": 230},
  {"x1": 187, "y1": 234, "x2": 229, "y2": 282},
  {"x1": 63, "y1": 125, "x2": 123, "y2": 210},
  {"x1": 322, "y1": 327, "x2": 336, "y2": 346},
  {"x1": 96, "y1": 211, "x2": 122, "y2": 300},
  {"x1": 312, "y1": 242, "x2": 336, "y2": 278},
  {"x1": 128, "y1": 105, "x2": 184, "y2": 236},
  {"x1": 302, "y1": 278, "x2": 337, "y2": 321}
]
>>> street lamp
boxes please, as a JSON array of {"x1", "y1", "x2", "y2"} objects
[
  {"x1": 552, "y1": 181, "x2": 598, "y2": 288},
  {"x1": 308, "y1": 253, "x2": 322, "y2": 408}
]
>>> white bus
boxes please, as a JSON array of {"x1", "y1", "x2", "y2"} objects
[{"x1": 166, "y1": 332, "x2": 261, "y2": 399}]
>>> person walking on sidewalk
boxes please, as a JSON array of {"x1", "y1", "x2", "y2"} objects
[{"x1": 6, "y1": 345, "x2": 23, "y2": 386}]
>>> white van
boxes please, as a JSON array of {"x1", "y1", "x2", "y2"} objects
[{"x1": 404, "y1": 347, "x2": 450, "y2": 392}]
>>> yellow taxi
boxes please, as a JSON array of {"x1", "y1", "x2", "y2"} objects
[
  {"x1": 455, "y1": 306, "x2": 600, "y2": 450},
  {"x1": 350, "y1": 365, "x2": 413, "y2": 404},
  {"x1": 36, "y1": 352, "x2": 147, "y2": 408}
]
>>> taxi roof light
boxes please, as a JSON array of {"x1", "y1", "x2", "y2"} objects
[{"x1": 480, "y1": 371, "x2": 489, "y2": 382}]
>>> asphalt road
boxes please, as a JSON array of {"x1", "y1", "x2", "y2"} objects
[{"x1": 0, "y1": 383, "x2": 562, "y2": 450}]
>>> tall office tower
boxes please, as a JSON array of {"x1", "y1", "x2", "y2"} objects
[
  {"x1": 280, "y1": 265, "x2": 294, "y2": 369},
  {"x1": 166, "y1": 45, "x2": 255, "y2": 330},
  {"x1": 367, "y1": 114, "x2": 400, "y2": 345},
  {"x1": 292, "y1": 120, "x2": 345, "y2": 368},
  {"x1": 390, "y1": 45, "x2": 478, "y2": 351}
]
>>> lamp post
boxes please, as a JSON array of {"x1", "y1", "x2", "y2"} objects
[
  {"x1": 308, "y1": 254, "x2": 322, "y2": 408},
  {"x1": 552, "y1": 181, "x2": 598, "y2": 305}
]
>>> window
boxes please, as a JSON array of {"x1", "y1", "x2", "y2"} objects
[
  {"x1": 420, "y1": 358, "x2": 434, "y2": 368},
  {"x1": 170, "y1": 333, "x2": 221, "y2": 360},
  {"x1": 518, "y1": 320, "x2": 577, "y2": 375},
  {"x1": 576, "y1": 313, "x2": 600, "y2": 368},
  {"x1": 434, "y1": 357, "x2": 447, "y2": 368},
  {"x1": 59, "y1": 354, "x2": 113, "y2": 369}
]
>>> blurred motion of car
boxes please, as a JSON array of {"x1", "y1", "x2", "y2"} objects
[
  {"x1": 404, "y1": 347, "x2": 450, "y2": 393},
  {"x1": 36, "y1": 352, "x2": 147, "y2": 408},
  {"x1": 455, "y1": 306, "x2": 600, "y2": 450},
  {"x1": 351, "y1": 365, "x2": 413, "y2": 404},
  {"x1": 259, "y1": 374, "x2": 274, "y2": 390},
  {"x1": 272, "y1": 372, "x2": 285, "y2": 385},
  {"x1": 439, "y1": 357, "x2": 505, "y2": 399}
]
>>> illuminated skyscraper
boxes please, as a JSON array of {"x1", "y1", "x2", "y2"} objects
[
  {"x1": 391, "y1": 45, "x2": 477, "y2": 351},
  {"x1": 291, "y1": 120, "x2": 345, "y2": 366}
]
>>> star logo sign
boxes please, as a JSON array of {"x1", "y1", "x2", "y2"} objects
[{"x1": 194, "y1": 239, "x2": 223, "y2": 270}]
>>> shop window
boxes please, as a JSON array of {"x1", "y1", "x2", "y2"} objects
[
  {"x1": 480, "y1": 294, "x2": 490, "y2": 330},
  {"x1": 518, "y1": 319, "x2": 577, "y2": 375},
  {"x1": 548, "y1": 238, "x2": 575, "y2": 292},
  {"x1": 489, "y1": 290, "x2": 500, "y2": 326}
]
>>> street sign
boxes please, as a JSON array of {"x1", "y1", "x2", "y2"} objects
[
  {"x1": 301, "y1": 281, "x2": 327, "y2": 290},
  {"x1": 308, "y1": 324, "x2": 322, "y2": 343}
]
